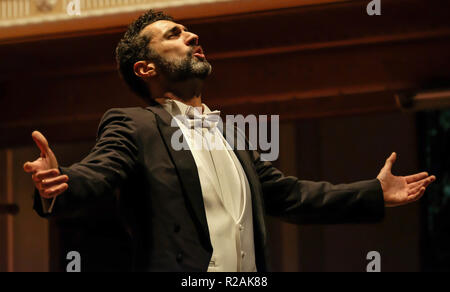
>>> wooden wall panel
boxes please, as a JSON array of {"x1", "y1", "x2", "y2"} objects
[{"x1": 1, "y1": 0, "x2": 449, "y2": 147}]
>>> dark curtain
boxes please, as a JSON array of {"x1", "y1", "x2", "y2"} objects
[{"x1": 417, "y1": 109, "x2": 450, "y2": 271}]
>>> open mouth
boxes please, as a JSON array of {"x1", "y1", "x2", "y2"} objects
[{"x1": 193, "y1": 46, "x2": 206, "y2": 60}]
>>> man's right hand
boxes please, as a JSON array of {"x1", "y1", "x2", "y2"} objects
[{"x1": 23, "y1": 131, "x2": 69, "y2": 199}]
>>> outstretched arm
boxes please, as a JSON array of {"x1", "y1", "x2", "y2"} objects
[{"x1": 252, "y1": 150, "x2": 435, "y2": 224}]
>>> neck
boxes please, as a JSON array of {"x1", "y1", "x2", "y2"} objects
[{"x1": 153, "y1": 78, "x2": 204, "y2": 109}]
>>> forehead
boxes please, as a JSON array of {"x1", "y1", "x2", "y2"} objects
[{"x1": 140, "y1": 20, "x2": 184, "y2": 39}]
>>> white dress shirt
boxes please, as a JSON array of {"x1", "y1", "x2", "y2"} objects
[{"x1": 162, "y1": 99, "x2": 257, "y2": 272}]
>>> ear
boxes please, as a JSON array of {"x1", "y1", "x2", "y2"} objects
[{"x1": 134, "y1": 61, "x2": 156, "y2": 79}]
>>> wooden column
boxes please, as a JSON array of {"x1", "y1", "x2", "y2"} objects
[{"x1": 0, "y1": 149, "x2": 15, "y2": 272}]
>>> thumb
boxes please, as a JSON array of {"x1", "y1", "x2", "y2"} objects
[
  {"x1": 384, "y1": 152, "x2": 397, "y2": 172},
  {"x1": 31, "y1": 131, "x2": 50, "y2": 157}
]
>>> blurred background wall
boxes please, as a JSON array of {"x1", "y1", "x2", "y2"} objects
[{"x1": 0, "y1": 0, "x2": 449, "y2": 271}]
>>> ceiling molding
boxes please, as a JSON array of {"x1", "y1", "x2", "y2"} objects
[
  {"x1": 0, "y1": 0, "x2": 233, "y2": 27},
  {"x1": 0, "y1": 0, "x2": 349, "y2": 42}
]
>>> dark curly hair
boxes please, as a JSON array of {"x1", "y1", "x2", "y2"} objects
[{"x1": 115, "y1": 10, "x2": 173, "y2": 103}]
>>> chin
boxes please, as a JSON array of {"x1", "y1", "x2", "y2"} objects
[{"x1": 192, "y1": 62, "x2": 212, "y2": 79}]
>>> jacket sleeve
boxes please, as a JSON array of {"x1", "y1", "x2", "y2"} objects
[
  {"x1": 34, "y1": 108, "x2": 139, "y2": 218},
  {"x1": 251, "y1": 150, "x2": 385, "y2": 224}
]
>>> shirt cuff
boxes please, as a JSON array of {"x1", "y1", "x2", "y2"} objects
[{"x1": 40, "y1": 196, "x2": 57, "y2": 213}]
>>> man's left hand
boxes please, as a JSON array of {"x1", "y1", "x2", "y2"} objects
[{"x1": 377, "y1": 152, "x2": 436, "y2": 207}]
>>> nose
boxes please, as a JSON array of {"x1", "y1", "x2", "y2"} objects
[{"x1": 185, "y1": 32, "x2": 199, "y2": 47}]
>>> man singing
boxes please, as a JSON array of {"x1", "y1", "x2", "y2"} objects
[{"x1": 24, "y1": 10, "x2": 435, "y2": 272}]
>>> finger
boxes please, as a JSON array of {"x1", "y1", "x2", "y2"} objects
[
  {"x1": 408, "y1": 184, "x2": 423, "y2": 196},
  {"x1": 408, "y1": 177, "x2": 433, "y2": 195},
  {"x1": 41, "y1": 175, "x2": 69, "y2": 189},
  {"x1": 405, "y1": 172, "x2": 429, "y2": 184},
  {"x1": 23, "y1": 160, "x2": 40, "y2": 173},
  {"x1": 34, "y1": 168, "x2": 60, "y2": 181},
  {"x1": 31, "y1": 131, "x2": 50, "y2": 157},
  {"x1": 384, "y1": 152, "x2": 397, "y2": 172},
  {"x1": 408, "y1": 175, "x2": 436, "y2": 190},
  {"x1": 408, "y1": 187, "x2": 425, "y2": 202},
  {"x1": 32, "y1": 173, "x2": 41, "y2": 183},
  {"x1": 40, "y1": 183, "x2": 68, "y2": 199}
]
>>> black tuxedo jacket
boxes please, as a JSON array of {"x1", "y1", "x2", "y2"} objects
[{"x1": 34, "y1": 104, "x2": 385, "y2": 271}]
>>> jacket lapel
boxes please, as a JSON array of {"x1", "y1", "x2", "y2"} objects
[{"x1": 146, "y1": 104, "x2": 212, "y2": 251}]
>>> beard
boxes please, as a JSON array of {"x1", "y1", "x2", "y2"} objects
[{"x1": 151, "y1": 49, "x2": 212, "y2": 82}]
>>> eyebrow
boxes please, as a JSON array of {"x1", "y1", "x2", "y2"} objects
[{"x1": 163, "y1": 25, "x2": 188, "y2": 38}]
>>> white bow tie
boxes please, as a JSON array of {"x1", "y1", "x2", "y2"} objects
[{"x1": 185, "y1": 106, "x2": 221, "y2": 130}]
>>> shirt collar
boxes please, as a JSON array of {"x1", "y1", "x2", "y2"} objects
[{"x1": 161, "y1": 98, "x2": 216, "y2": 117}]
